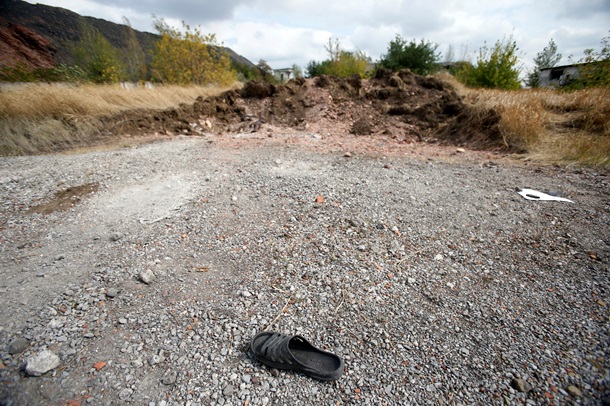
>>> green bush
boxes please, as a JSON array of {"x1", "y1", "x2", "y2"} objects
[
  {"x1": 306, "y1": 38, "x2": 370, "y2": 78},
  {"x1": 563, "y1": 35, "x2": 610, "y2": 90},
  {"x1": 456, "y1": 35, "x2": 521, "y2": 90},
  {"x1": 525, "y1": 39, "x2": 562, "y2": 88},
  {"x1": 72, "y1": 20, "x2": 126, "y2": 83},
  {"x1": 378, "y1": 35, "x2": 440, "y2": 75}
]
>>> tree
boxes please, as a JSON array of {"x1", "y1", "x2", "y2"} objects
[
  {"x1": 444, "y1": 44, "x2": 455, "y2": 63},
  {"x1": 122, "y1": 17, "x2": 147, "y2": 82},
  {"x1": 305, "y1": 38, "x2": 370, "y2": 78},
  {"x1": 378, "y1": 35, "x2": 441, "y2": 75},
  {"x1": 456, "y1": 35, "x2": 521, "y2": 89},
  {"x1": 306, "y1": 59, "x2": 331, "y2": 77},
  {"x1": 565, "y1": 35, "x2": 610, "y2": 89},
  {"x1": 256, "y1": 59, "x2": 276, "y2": 83},
  {"x1": 526, "y1": 39, "x2": 562, "y2": 88},
  {"x1": 72, "y1": 20, "x2": 125, "y2": 83},
  {"x1": 150, "y1": 17, "x2": 236, "y2": 86},
  {"x1": 291, "y1": 64, "x2": 304, "y2": 79}
]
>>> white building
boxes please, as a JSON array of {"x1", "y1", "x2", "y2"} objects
[{"x1": 273, "y1": 68, "x2": 296, "y2": 82}]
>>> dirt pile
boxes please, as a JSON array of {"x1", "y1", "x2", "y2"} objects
[{"x1": 102, "y1": 69, "x2": 504, "y2": 151}]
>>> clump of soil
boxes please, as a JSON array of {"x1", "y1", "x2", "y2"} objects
[
  {"x1": 27, "y1": 182, "x2": 98, "y2": 214},
  {"x1": 101, "y1": 70, "x2": 506, "y2": 151}
]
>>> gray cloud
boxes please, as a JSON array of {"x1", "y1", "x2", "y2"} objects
[{"x1": 100, "y1": 0, "x2": 247, "y2": 22}]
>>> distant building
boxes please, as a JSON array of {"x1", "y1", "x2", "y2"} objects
[
  {"x1": 273, "y1": 68, "x2": 296, "y2": 82},
  {"x1": 538, "y1": 63, "x2": 587, "y2": 88}
]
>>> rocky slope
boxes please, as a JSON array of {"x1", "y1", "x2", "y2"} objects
[{"x1": 0, "y1": 0, "x2": 254, "y2": 72}]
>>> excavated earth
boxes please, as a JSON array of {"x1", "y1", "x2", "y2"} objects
[
  {"x1": 0, "y1": 72, "x2": 609, "y2": 406},
  {"x1": 100, "y1": 70, "x2": 504, "y2": 153}
]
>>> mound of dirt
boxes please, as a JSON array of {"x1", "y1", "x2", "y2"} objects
[{"x1": 101, "y1": 70, "x2": 505, "y2": 151}]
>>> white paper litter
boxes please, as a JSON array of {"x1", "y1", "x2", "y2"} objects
[{"x1": 517, "y1": 188, "x2": 573, "y2": 202}]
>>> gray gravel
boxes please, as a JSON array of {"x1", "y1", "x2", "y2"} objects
[{"x1": 0, "y1": 136, "x2": 608, "y2": 405}]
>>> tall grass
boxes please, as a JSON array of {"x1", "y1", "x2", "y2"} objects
[
  {"x1": 438, "y1": 73, "x2": 610, "y2": 166},
  {"x1": 0, "y1": 82, "x2": 239, "y2": 155}
]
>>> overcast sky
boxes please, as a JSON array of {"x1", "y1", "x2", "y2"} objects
[{"x1": 26, "y1": 0, "x2": 610, "y2": 73}]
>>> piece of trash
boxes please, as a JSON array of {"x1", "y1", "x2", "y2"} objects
[{"x1": 517, "y1": 189, "x2": 573, "y2": 203}]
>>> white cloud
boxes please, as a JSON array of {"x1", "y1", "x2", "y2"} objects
[{"x1": 25, "y1": 0, "x2": 609, "y2": 71}]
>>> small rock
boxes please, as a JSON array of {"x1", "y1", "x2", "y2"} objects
[
  {"x1": 242, "y1": 374, "x2": 252, "y2": 384},
  {"x1": 566, "y1": 385, "x2": 582, "y2": 397},
  {"x1": 456, "y1": 148, "x2": 466, "y2": 153},
  {"x1": 106, "y1": 288, "x2": 119, "y2": 298},
  {"x1": 148, "y1": 353, "x2": 165, "y2": 365},
  {"x1": 242, "y1": 291, "x2": 252, "y2": 298},
  {"x1": 407, "y1": 277, "x2": 416, "y2": 285},
  {"x1": 118, "y1": 318, "x2": 128, "y2": 324},
  {"x1": 25, "y1": 350, "x2": 60, "y2": 376},
  {"x1": 161, "y1": 370, "x2": 177, "y2": 385},
  {"x1": 343, "y1": 151, "x2": 352, "y2": 158},
  {"x1": 270, "y1": 368, "x2": 280, "y2": 377},
  {"x1": 93, "y1": 361, "x2": 107, "y2": 371},
  {"x1": 8, "y1": 337, "x2": 30, "y2": 355},
  {"x1": 511, "y1": 378, "x2": 532, "y2": 393},
  {"x1": 223, "y1": 384, "x2": 235, "y2": 397},
  {"x1": 118, "y1": 388, "x2": 133, "y2": 400},
  {"x1": 139, "y1": 269, "x2": 155, "y2": 284},
  {"x1": 434, "y1": 253, "x2": 444, "y2": 261},
  {"x1": 109, "y1": 233, "x2": 121, "y2": 242}
]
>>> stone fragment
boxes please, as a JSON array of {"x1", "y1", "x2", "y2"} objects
[
  {"x1": 161, "y1": 370, "x2": 177, "y2": 385},
  {"x1": 566, "y1": 385, "x2": 582, "y2": 397},
  {"x1": 8, "y1": 337, "x2": 30, "y2": 354},
  {"x1": 511, "y1": 378, "x2": 532, "y2": 393},
  {"x1": 148, "y1": 353, "x2": 165, "y2": 365},
  {"x1": 106, "y1": 288, "x2": 119, "y2": 298},
  {"x1": 118, "y1": 388, "x2": 133, "y2": 400},
  {"x1": 139, "y1": 269, "x2": 155, "y2": 284},
  {"x1": 93, "y1": 361, "x2": 107, "y2": 371},
  {"x1": 223, "y1": 384, "x2": 235, "y2": 397},
  {"x1": 25, "y1": 350, "x2": 60, "y2": 376}
]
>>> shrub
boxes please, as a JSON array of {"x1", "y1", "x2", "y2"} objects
[
  {"x1": 151, "y1": 17, "x2": 236, "y2": 86},
  {"x1": 378, "y1": 35, "x2": 440, "y2": 75},
  {"x1": 456, "y1": 35, "x2": 521, "y2": 90}
]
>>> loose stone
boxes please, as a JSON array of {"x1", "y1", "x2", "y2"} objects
[{"x1": 25, "y1": 350, "x2": 60, "y2": 377}]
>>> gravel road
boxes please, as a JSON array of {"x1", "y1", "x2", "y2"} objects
[{"x1": 0, "y1": 135, "x2": 608, "y2": 405}]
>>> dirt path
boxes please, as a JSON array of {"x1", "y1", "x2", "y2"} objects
[{"x1": 0, "y1": 134, "x2": 608, "y2": 405}]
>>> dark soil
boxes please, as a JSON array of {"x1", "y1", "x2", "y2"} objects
[{"x1": 100, "y1": 70, "x2": 505, "y2": 152}]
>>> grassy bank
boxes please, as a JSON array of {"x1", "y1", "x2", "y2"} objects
[
  {"x1": 1, "y1": 79, "x2": 609, "y2": 166},
  {"x1": 440, "y1": 73, "x2": 610, "y2": 166},
  {"x1": 0, "y1": 82, "x2": 238, "y2": 156}
]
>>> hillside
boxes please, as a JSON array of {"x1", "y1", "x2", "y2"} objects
[{"x1": 0, "y1": 0, "x2": 255, "y2": 74}]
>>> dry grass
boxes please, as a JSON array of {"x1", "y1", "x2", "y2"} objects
[
  {"x1": 0, "y1": 82, "x2": 240, "y2": 156},
  {"x1": 438, "y1": 73, "x2": 610, "y2": 167}
]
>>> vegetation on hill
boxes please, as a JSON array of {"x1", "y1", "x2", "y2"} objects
[{"x1": 306, "y1": 38, "x2": 371, "y2": 78}]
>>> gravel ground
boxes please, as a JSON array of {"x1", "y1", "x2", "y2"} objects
[{"x1": 0, "y1": 135, "x2": 608, "y2": 405}]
